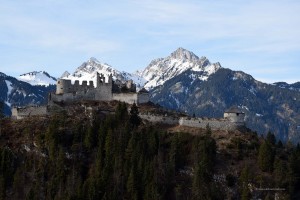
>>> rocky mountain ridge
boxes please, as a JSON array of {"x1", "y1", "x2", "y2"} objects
[{"x1": 137, "y1": 47, "x2": 221, "y2": 89}]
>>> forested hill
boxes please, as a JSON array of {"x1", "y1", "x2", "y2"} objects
[{"x1": 0, "y1": 102, "x2": 300, "y2": 199}]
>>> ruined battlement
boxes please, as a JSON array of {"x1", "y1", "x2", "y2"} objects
[{"x1": 56, "y1": 73, "x2": 112, "y2": 95}]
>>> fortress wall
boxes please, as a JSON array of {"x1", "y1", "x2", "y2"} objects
[
  {"x1": 137, "y1": 93, "x2": 150, "y2": 104},
  {"x1": 95, "y1": 85, "x2": 112, "y2": 101},
  {"x1": 113, "y1": 93, "x2": 138, "y2": 104},
  {"x1": 12, "y1": 106, "x2": 48, "y2": 120},
  {"x1": 139, "y1": 114, "x2": 179, "y2": 125},
  {"x1": 179, "y1": 117, "x2": 241, "y2": 130}
]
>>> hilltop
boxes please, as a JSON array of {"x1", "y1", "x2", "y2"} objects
[{"x1": 0, "y1": 102, "x2": 300, "y2": 199}]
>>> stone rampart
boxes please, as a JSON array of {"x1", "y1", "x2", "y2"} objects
[
  {"x1": 179, "y1": 117, "x2": 243, "y2": 130},
  {"x1": 139, "y1": 114, "x2": 244, "y2": 130},
  {"x1": 139, "y1": 114, "x2": 179, "y2": 125},
  {"x1": 12, "y1": 106, "x2": 48, "y2": 120}
]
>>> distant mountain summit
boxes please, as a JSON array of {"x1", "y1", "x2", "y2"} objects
[
  {"x1": 138, "y1": 47, "x2": 221, "y2": 89},
  {"x1": 18, "y1": 71, "x2": 57, "y2": 86}
]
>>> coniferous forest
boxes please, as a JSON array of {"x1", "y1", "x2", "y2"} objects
[{"x1": 0, "y1": 102, "x2": 300, "y2": 199}]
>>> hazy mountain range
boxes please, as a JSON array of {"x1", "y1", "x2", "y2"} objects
[{"x1": 1, "y1": 48, "x2": 300, "y2": 143}]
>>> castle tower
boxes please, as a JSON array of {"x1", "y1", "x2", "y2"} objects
[
  {"x1": 224, "y1": 107, "x2": 245, "y2": 124},
  {"x1": 56, "y1": 79, "x2": 72, "y2": 94}
]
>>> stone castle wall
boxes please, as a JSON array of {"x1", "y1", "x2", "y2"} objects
[
  {"x1": 52, "y1": 73, "x2": 148, "y2": 105},
  {"x1": 12, "y1": 106, "x2": 48, "y2": 120},
  {"x1": 139, "y1": 114, "x2": 179, "y2": 125},
  {"x1": 112, "y1": 93, "x2": 150, "y2": 104},
  {"x1": 179, "y1": 117, "x2": 244, "y2": 130},
  {"x1": 139, "y1": 113, "x2": 245, "y2": 130}
]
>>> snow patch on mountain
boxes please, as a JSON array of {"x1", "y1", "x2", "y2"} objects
[
  {"x1": 18, "y1": 71, "x2": 57, "y2": 86},
  {"x1": 5, "y1": 80, "x2": 13, "y2": 106}
]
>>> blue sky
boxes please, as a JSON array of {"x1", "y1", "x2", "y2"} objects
[{"x1": 0, "y1": 0, "x2": 299, "y2": 83}]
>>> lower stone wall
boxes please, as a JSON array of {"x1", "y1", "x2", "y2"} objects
[
  {"x1": 139, "y1": 114, "x2": 244, "y2": 130},
  {"x1": 12, "y1": 106, "x2": 48, "y2": 120},
  {"x1": 179, "y1": 117, "x2": 242, "y2": 131},
  {"x1": 139, "y1": 114, "x2": 179, "y2": 125}
]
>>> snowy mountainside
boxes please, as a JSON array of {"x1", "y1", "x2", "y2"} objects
[
  {"x1": 18, "y1": 71, "x2": 57, "y2": 86},
  {"x1": 139, "y1": 47, "x2": 221, "y2": 89},
  {"x1": 0, "y1": 72, "x2": 55, "y2": 115},
  {"x1": 61, "y1": 57, "x2": 146, "y2": 89}
]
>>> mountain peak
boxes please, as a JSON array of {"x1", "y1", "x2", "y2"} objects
[
  {"x1": 18, "y1": 71, "x2": 56, "y2": 86},
  {"x1": 170, "y1": 47, "x2": 199, "y2": 61},
  {"x1": 88, "y1": 57, "x2": 100, "y2": 64}
]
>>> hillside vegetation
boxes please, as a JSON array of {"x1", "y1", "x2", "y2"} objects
[{"x1": 0, "y1": 102, "x2": 300, "y2": 199}]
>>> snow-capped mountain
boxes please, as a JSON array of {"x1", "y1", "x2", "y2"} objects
[
  {"x1": 18, "y1": 71, "x2": 57, "y2": 86},
  {"x1": 0, "y1": 72, "x2": 55, "y2": 115},
  {"x1": 138, "y1": 47, "x2": 221, "y2": 89},
  {"x1": 61, "y1": 57, "x2": 146, "y2": 89}
]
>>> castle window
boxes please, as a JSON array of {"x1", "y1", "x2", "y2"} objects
[
  {"x1": 237, "y1": 113, "x2": 240, "y2": 116},
  {"x1": 58, "y1": 81, "x2": 60, "y2": 84}
]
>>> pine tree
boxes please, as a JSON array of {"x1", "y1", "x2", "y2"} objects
[
  {"x1": 130, "y1": 103, "x2": 141, "y2": 128},
  {"x1": 266, "y1": 131, "x2": 276, "y2": 146},
  {"x1": 239, "y1": 166, "x2": 251, "y2": 200},
  {"x1": 0, "y1": 101, "x2": 4, "y2": 119},
  {"x1": 258, "y1": 140, "x2": 275, "y2": 172}
]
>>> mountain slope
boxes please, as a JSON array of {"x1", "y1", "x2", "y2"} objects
[
  {"x1": 139, "y1": 47, "x2": 221, "y2": 89},
  {"x1": 0, "y1": 72, "x2": 55, "y2": 115},
  {"x1": 61, "y1": 57, "x2": 146, "y2": 89},
  {"x1": 18, "y1": 71, "x2": 57, "y2": 86},
  {"x1": 273, "y1": 81, "x2": 300, "y2": 92},
  {"x1": 150, "y1": 68, "x2": 300, "y2": 143}
]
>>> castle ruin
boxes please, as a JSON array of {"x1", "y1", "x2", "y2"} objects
[
  {"x1": 11, "y1": 73, "x2": 246, "y2": 132},
  {"x1": 49, "y1": 72, "x2": 150, "y2": 105}
]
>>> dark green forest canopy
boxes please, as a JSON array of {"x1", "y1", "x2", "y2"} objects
[{"x1": 0, "y1": 102, "x2": 299, "y2": 200}]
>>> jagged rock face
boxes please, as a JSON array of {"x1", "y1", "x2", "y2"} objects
[
  {"x1": 138, "y1": 47, "x2": 221, "y2": 89},
  {"x1": 0, "y1": 72, "x2": 55, "y2": 115},
  {"x1": 18, "y1": 71, "x2": 57, "y2": 86}
]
